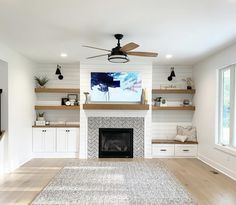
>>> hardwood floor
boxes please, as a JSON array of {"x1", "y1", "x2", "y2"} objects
[{"x1": 0, "y1": 158, "x2": 235, "y2": 205}]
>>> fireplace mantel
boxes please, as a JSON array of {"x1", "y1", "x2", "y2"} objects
[{"x1": 83, "y1": 104, "x2": 149, "y2": 110}]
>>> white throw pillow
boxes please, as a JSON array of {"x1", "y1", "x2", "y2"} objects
[{"x1": 175, "y1": 135, "x2": 188, "y2": 142}]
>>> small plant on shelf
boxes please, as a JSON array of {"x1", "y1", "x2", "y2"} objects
[
  {"x1": 34, "y1": 76, "x2": 49, "y2": 88},
  {"x1": 153, "y1": 97, "x2": 162, "y2": 106},
  {"x1": 182, "y1": 77, "x2": 193, "y2": 90},
  {"x1": 37, "y1": 112, "x2": 45, "y2": 121}
]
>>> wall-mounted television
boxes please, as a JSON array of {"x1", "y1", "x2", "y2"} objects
[{"x1": 91, "y1": 72, "x2": 142, "y2": 102}]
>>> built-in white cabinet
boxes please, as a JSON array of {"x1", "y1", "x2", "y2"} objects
[
  {"x1": 152, "y1": 143, "x2": 197, "y2": 158},
  {"x1": 56, "y1": 128, "x2": 78, "y2": 152},
  {"x1": 174, "y1": 144, "x2": 197, "y2": 157},
  {"x1": 33, "y1": 128, "x2": 56, "y2": 153},
  {"x1": 33, "y1": 127, "x2": 79, "y2": 157},
  {"x1": 152, "y1": 144, "x2": 175, "y2": 157}
]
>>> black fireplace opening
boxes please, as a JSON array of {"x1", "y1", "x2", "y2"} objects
[{"x1": 99, "y1": 128, "x2": 133, "y2": 158}]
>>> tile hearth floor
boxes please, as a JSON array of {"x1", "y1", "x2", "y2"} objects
[{"x1": 0, "y1": 158, "x2": 236, "y2": 205}]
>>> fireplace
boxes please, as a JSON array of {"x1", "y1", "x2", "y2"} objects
[{"x1": 99, "y1": 128, "x2": 133, "y2": 158}]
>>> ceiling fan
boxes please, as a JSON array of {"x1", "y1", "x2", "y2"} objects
[{"x1": 83, "y1": 34, "x2": 158, "y2": 63}]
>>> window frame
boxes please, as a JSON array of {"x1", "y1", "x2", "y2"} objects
[{"x1": 217, "y1": 65, "x2": 236, "y2": 149}]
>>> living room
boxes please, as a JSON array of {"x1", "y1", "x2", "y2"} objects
[{"x1": 0, "y1": 1, "x2": 236, "y2": 204}]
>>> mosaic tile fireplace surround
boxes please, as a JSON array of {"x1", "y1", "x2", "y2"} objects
[{"x1": 87, "y1": 117, "x2": 144, "y2": 158}]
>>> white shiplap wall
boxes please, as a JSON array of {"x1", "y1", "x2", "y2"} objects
[
  {"x1": 80, "y1": 63, "x2": 152, "y2": 158},
  {"x1": 152, "y1": 65, "x2": 193, "y2": 139},
  {"x1": 35, "y1": 63, "x2": 80, "y2": 122}
]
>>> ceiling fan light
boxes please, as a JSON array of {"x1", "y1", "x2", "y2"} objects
[{"x1": 108, "y1": 55, "x2": 129, "y2": 63}]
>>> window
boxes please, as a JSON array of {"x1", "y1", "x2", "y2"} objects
[{"x1": 218, "y1": 65, "x2": 235, "y2": 148}]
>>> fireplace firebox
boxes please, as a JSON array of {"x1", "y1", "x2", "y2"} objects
[{"x1": 99, "y1": 128, "x2": 133, "y2": 158}]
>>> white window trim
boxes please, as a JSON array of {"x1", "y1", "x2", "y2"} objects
[
  {"x1": 215, "y1": 144, "x2": 236, "y2": 157},
  {"x1": 216, "y1": 65, "x2": 236, "y2": 151}
]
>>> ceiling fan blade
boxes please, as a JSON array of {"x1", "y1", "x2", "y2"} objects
[
  {"x1": 126, "y1": 51, "x2": 158, "y2": 57},
  {"x1": 120, "y1": 42, "x2": 139, "y2": 52},
  {"x1": 86, "y1": 54, "x2": 109, "y2": 59},
  {"x1": 82, "y1": 45, "x2": 111, "y2": 52}
]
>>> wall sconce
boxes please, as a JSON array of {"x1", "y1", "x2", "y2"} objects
[
  {"x1": 167, "y1": 67, "x2": 176, "y2": 81},
  {"x1": 55, "y1": 65, "x2": 64, "y2": 80}
]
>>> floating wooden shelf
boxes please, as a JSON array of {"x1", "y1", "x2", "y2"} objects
[
  {"x1": 152, "y1": 139, "x2": 198, "y2": 144},
  {"x1": 35, "y1": 88, "x2": 80, "y2": 93},
  {"x1": 35, "y1": 105, "x2": 80, "y2": 110},
  {"x1": 32, "y1": 125, "x2": 80, "y2": 128},
  {"x1": 152, "y1": 89, "x2": 195, "y2": 94},
  {"x1": 152, "y1": 106, "x2": 195, "y2": 111},
  {"x1": 83, "y1": 104, "x2": 149, "y2": 110}
]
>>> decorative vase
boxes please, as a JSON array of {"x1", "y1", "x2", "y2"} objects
[
  {"x1": 84, "y1": 92, "x2": 90, "y2": 104},
  {"x1": 140, "y1": 89, "x2": 145, "y2": 104},
  {"x1": 37, "y1": 117, "x2": 45, "y2": 121}
]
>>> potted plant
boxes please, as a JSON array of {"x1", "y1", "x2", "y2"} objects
[
  {"x1": 182, "y1": 77, "x2": 193, "y2": 90},
  {"x1": 154, "y1": 97, "x2": 162, "y2": 106},
  {"x1": 37, "y1": 112, "x2": 45, "y2": 121},
  {"x1": 34, "y1": 76, "x2": 49, "y2": 88}
]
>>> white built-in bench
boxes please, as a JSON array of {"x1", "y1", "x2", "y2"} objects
[{"x1": 152, "y1": 139, "x2": 198, "y2": 158}]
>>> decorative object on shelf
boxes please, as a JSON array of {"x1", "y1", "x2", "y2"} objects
[
  {"x1": 34, "y1": 76, "x2": 49, "y2": 88},
  {"x1": 160, "y1": 84, "x2": 177, "y2": 89},
  {"x1": 65, "y1": 101, "x2": 71, "y2": 106},
  {"x1": 154, "y1": 97, "x2": 162, "y2": 106},
  {"x1": 67, "y1": 94, "x2": 79, "y2": 106},
  {"x1": 160, "y1": 98, "x2": 167, "y2": 107},
  {"x1": 144, "y1": 88, "x2": 148, "y2": 104},
  {"x1": 55, "y1": 64, "x2": 64, "y2": 80},
  {"x1": 140, "y1": 89, "x2": 145, "y2": 104},
  {"x1": 84, "y1": 92, "x2": 90, "y2": 104},
  {"x1": 183, "y1": 99, "x2": 190, "y2": 106},
  {"x1": 182, "y1": 77, "x2": 193, "y2": 90},
  {"x1": 35, "y1": 121, "x2": 46, "y2": 126},
  {"x1": 167, "y1": 67, "x2": 176, "y2": 81},
  {"x1": 37, "y1": 112, "x2": 45, "y2": 121},
  {"x1": 61, "y1": 98, "x2": 69, "y2": 105}
]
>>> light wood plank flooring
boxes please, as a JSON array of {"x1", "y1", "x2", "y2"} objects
[{"x1": 0, "y1": 158, "x2": 235, "y2": 205}]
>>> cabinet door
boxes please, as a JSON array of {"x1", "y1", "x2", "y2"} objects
[
  {"x1": 67, "y1": 128, "x2": 79, "y2": 152},
  {"x1": 44, "y1": 128, "x2": 56, "y2": 152},
  {"x1": 33, "y1": 128, "x2": 45, "y2": 152},
  {"x1": 56, "y1": 128, "x2": 67, "y2": 152}
]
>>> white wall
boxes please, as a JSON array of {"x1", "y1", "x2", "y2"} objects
[
  {"x1": 193, "y1": 43, "x2": 236, "y2": 180},
  {"x1": 35, "y1": 63, "x2": 80, "y2": 122},
  {"x1": 0, "y1": 42, "x2": 35, "y2": 172},
  {"x1": 152, "y1": 65, "x2": 193, "y2": 139},
  {"x1": 79, "y1": 63, "x2": 152, "y2": 158},
  {"x1": 0, "y1": 60, "x2": 8, "y2": 174}
]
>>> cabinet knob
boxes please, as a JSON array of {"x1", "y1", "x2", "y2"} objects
[
  {"x1": 160, "y1": 149, "x2": 167, "y2": 152},
  {"x1": 183, "y1": 149, "x2": 189, "y2": 152}
]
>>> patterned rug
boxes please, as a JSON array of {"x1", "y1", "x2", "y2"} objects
[{"x1": 31, "y1": 160, "x2": 196, "y2": 205}]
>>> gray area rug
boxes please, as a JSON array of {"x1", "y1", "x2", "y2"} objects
[{"x1": 32, "y1": 160, "x2": 196, "y2": 205}]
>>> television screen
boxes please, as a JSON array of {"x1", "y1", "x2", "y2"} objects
[{"x1": 91, "y1": 72, "x2": 142, "y2": 102}]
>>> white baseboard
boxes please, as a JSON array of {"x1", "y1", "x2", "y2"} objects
[
  {"x1": 198, "y1": 154, "x2": 236, "y2": 181},
  {"x1": 32, "y1": 153, "x2": 79, "y2": 158},
  {"x1": 9, "y1": 155, "x2": 33, "y2": 173}
]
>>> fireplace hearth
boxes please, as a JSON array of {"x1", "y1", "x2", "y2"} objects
[{"x1": 99, "y1": 128, "x2": 133, "y2": 158}]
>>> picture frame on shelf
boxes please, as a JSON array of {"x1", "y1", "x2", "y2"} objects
[
  {"x1": 67, "y1": 94, "x2": 78, "y2": 101},
  {"x1": 61, "y1": 98, "x2": 69, "y2": 105}
]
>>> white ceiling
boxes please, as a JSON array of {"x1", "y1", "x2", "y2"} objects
[{"x1": 0, "y1": 0, "x2": 236, "y2": 65}]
